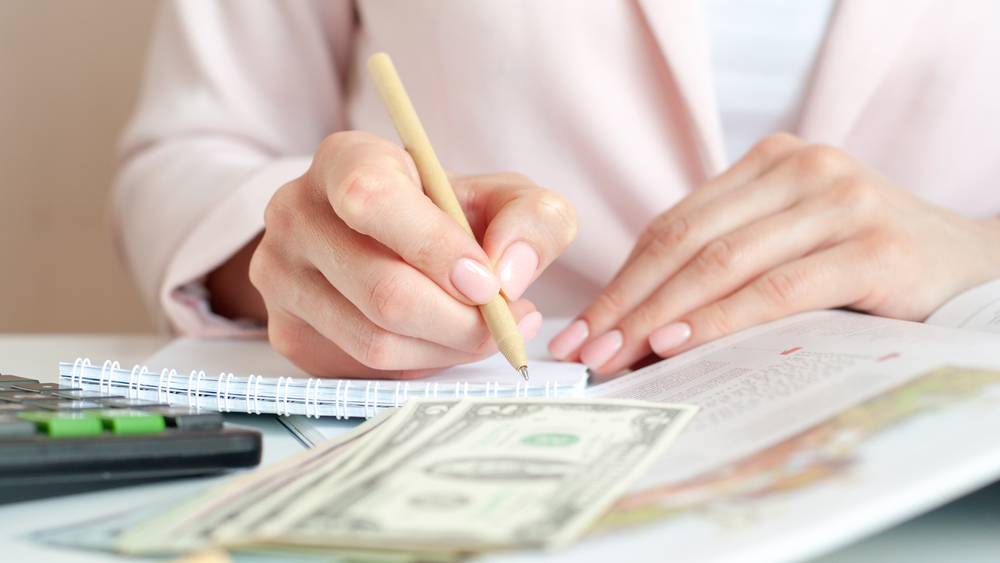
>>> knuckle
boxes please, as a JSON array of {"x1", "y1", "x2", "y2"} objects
[
  {"x1": 830, "y1": 178, "x2": 881, "y2": 211},
  {"x1": 795, "y1": 144, "x2": 847, "y2": 177},
  {"x1": 355, "y1": 323, "x2": 398, "y2": 370},
  {"x1": 401, "y1": 232, "x2": 444, "y2": 269},
  {"x1": 748, "y1": 133, "x2": 803, "y2": 163},
  {"x1": 263, "y1": 186, "x2": 299, "y2": 233},
  {"x1": 661, "y1": 216, "x2": 695, "y2": 249},
  {"x1": 592, "y1": 286, "x2": 629, "y2": 318},
  {"x1": 247, "y1": 244, "x2": 273, "y2": 294},
  {"x1": 335, "y1": 163, "x2": 392, "y2": 227},
  {"x1": 316, "y1": 131, "x2": 352, "y2": 157},
  {"x1": 630, "y1": 304, "x2": 664, "y2": 333},
  {"x1": 363, "y1": 267, "x2": 416, "y2": 328},
  {"x1": 268, "y1": 320, "x2": 310, "y2": 364},
  {"x1": 264, "y1": 179, "x2": 326, "y2": 236},
  {"x1": 759, "y1": 268, "x2": 806, "y2": 308},
  {"x1": 702, "y1": 301, "x2": 739, "y2": 337},
  {"x1": 641, "y1": 213, "x2": 673, "y2": 244},
  {"x1": 495, "y1": 171, "x2": 534, "y2": 185},
  {"x1": 533, "y1": 192, "x2": 578, "y2": 248},
  {"x1": 695, "y1": 238, "x2": 740, "y2": 277}
]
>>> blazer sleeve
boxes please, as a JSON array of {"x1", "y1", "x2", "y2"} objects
[{"x1": 112, "y1": 0, "x2": 354, "y2": 336}]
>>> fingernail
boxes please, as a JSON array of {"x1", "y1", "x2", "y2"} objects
[
  {"x1": 580, "y1": 330, "x2": 623, "y2": 370},
  {"x1": 450, "y1": 258, "x2": 500, "y2": 304},
  {"x1": 517, "y1": 311, "x2": 544, "y2": 343},
  {"x1": 495, "y1": 241, "x2": 539, "y2": 301},
  {"x1": 649, "y1": 322, "x2": 691, "y2": 356},
  {"x1": 548, "y1": 319, "x2": 589, "y2": 360}
]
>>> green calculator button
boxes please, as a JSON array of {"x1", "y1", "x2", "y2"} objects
[
  {"x1": 84, "y1": 409, "x2": 165, "y2": 434},
  {"x1": 17, "y1": 411, "x2": 103, "y2": 437}
]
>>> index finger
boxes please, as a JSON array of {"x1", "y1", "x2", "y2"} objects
[
  {"x1": 455, "y1": 172, "x2": 578, "y2": 301},
  {"x1": 318, "y1": 132, "x2": 501, "y2": 306}
]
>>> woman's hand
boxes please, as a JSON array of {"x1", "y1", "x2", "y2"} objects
[
  {"x1": 549, "y1": 133, "x2": 1000, "y2": 374},
  {"x1": 249, "y1": 131, "x2": 577, "y2": 378}
]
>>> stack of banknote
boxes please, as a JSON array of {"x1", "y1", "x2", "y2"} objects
[{"x1": 115, "y1": 397, "x2": 698, "y2": 561}]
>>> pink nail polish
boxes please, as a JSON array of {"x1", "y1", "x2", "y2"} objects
[
  {"x1": 517, "y1": 311, "x2": 544, "y2": 343},
  {"x1": 649, "y1": 322, "x2": 692, "y2": 356},
  {"x1": 548, "y1": 319, "x2": 589, "y2": 360},
  {"x1": 449, "y1": 258, "x2": 500, "y2": 304},
  {"x1": 580, "y1": 330, "x2": 623, "y2": 370},
  {"x1": 496, "y1": 241, "x2": 539, "y2": 301}
]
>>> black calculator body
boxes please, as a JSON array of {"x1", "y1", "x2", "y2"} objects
[{"x1": 0, "y1": 374, "x2": 262, "y2": 504}]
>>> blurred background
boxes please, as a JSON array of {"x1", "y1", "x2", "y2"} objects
[{"x1": 0, "y1": 0, "x2": 158, "y2": 333}]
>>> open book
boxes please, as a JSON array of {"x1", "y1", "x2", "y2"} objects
[{"x1": 520, "y1": 279, "x2": 1000, "y2": 563}]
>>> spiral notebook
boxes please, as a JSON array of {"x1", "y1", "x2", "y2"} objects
[{"x1": 59, "y1": 321, "x2": 589, "y2": 419}]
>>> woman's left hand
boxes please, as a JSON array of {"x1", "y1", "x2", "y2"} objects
[{"x1": 549, "y1": 133, "x2": 1000, "y2": 374}]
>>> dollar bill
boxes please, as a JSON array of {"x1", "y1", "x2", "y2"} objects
[
  {"x1": 212, "y1": 400, "x2": 458, "y2": 540},
  {"x1": 117, "y1": 400, "x2": 460, "y2": 554},
  {"x1": 252, "y1": 398, "x2": 698, "y2": 553},
  {"x1": 117, "y1": 408, "x2": 398, "y2": 554}
]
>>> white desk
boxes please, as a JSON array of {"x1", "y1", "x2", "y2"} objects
[{"x1": 1, "y1": 334, "x2": 998, "y2": 563}]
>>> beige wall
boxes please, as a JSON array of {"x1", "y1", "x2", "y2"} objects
[{"x1": 0, "y1": 0, "x2": 159, "y2": 333}]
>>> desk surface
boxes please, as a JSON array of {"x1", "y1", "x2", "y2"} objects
[{"x1": 1, "y1": 334, "x2": 998, "y2": 563}]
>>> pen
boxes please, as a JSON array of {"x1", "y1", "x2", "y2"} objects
[{"x1": 367, "y1": 52, "x2": 530, "y2": 381}]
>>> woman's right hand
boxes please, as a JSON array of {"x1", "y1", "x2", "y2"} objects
[{"x1": 248, "y1": 131, "x2": 577, "y2": 379}]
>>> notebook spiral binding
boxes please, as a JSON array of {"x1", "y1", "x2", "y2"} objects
[{"x1": 60, "y1": 358, "x2": 582, "y2": 419}]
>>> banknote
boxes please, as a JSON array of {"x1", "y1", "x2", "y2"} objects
[
  {"x1": 116, "y1": 401, "x2": 460, "y2": 554},
  {"x1": 115, "y1": 398, "x2": 697, "y2": 558},
  {"x1": 212, "y1": 400, "x2": 459, "y2": 540},
  {"x1": 253, "y1": 398, "x2": 698, "y2": 553},
  {"x1": 117, "y1": 408, "x2": 398, "y2": 554}
]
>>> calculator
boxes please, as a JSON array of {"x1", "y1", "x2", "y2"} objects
[{"x1": 0, "y1": 373, "x2": 262, "y2": 504}]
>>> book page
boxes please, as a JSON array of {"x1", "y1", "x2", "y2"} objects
[
  {"x1": 587, "y1": 310, "x2": 1000, "y2": 490},
  {"x1": 924, "y1": 277, "x2": 1000, "y2": 333}
]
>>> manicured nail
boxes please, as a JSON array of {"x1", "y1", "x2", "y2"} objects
[
  {"x1": 450, "y1": 258, "x2": 500, "y2": 304},
  {"x1": 649, "y1": 322, "x2": 692, "y2": 356},
  {"x1": 495, "y1": 241, "x2": 539, "y2": 301},
  {"x1": 517, "y1": 311, "x2": 544, "y2": 343},
  {"x1": 548, "y1": 319, "x2": 589, "y2": 360},
  {"x1": 580, "y1": 330, "x2": 623, "y2": 370}
]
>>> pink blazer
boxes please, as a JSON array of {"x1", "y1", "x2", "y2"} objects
[{"x1": 114, "y1": 0, "x2": 1000, "y2": 335}]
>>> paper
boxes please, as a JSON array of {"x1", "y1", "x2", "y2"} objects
[
  {"x1": 588, "y1": 309, "x2": 1000, "y2": 489},
  {"x1": 925, "y1": 277, "x2": 1000, "y2": 334}
]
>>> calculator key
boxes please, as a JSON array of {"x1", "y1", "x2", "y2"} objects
[
  {"x1": 143, "y1": 407, "x2": 224, "y2": 431},
  {"x1": 0, "y1": 375, "x2": 40, "y2": 387},
  {"x1": 0, "y1": 414, "x2": 37, "y2": 438},
  {"x1": 17, "y1": 411, "x2": 103, "y2": 437},
  {"x1": 0, "y1": 393, "x2": 53, "y2": 403},
  {"x1": 30, "y1": 400, "x2": 107, "y2": 411},
  {"x1": 50, "y1": 390, "x2": 123, "y2": 400},
  {"x1": 10, "y1": 383, "x2": 80, "y2": 394},
  {"x1": 84, "y1": 409, "x2": 165, "y2": 434},
  {"x1": 95, "y1": 397, "x2": 169, "y2": 408}
]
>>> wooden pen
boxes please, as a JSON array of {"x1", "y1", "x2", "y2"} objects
[{"x1": 366, "y1": 52, "x2": 529, "y2": 381}]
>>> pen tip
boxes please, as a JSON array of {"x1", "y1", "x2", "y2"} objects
[{"x1": 519, "y1": 366, "x2": 529, "y2": 381}]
